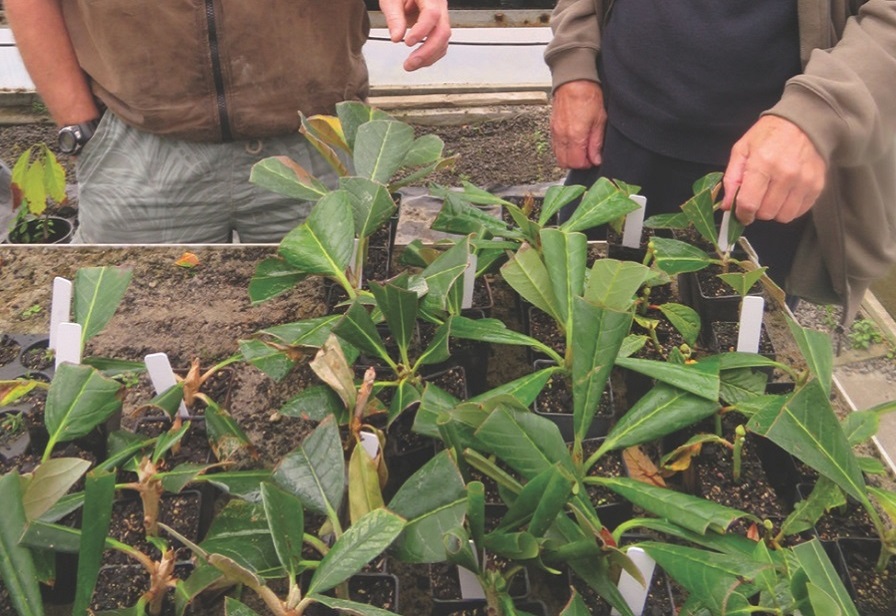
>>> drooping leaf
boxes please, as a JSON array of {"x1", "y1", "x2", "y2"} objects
[
  {"x1": 308, "y1": 509, "x2": 404, "y2": 595},
  {"x1": 272, "y1": 416, "x2": 345, "y2": 518},
  {"x1": 446, "y1": 315, "x2": 562, "y2": 363},
  {"x1": 21, "y1": 457, "x2": 91, "y2": 521},
  {"x1": 657, "y1": 302, "x2": 701, "y2": 346},
  {"x1": 348, "y1": 440, "x2": 385, "y2": 525},
  {"x1": 309, "y1": 334, "x2": 358, "y2": 412},
  {"x1": 431, "y1": 192, "x2": 515, "y2": 238},
  {"x1": 785, "y1": 314, "x2": 834, "y2": 398},
  {"x1": 559, "y1": 588, "x2": 591, "y2": 616},
  {"x1": 0, "y1": 471, "x2": 44, "y2": 616},
  {"x1": 747, "y1": 380, "x2": 868, "y2": 506},
  {"x1": 44, "y1": 363, "x2": 122, "y2": 455},
  {"x1": 720, "y1": 368, "x2": 769, "y2": 406},
  {"x1": 248, "y1": 257, "x2": 307, "y2": 304},
  {"x1": 419, "y1": 237, "x2": 472, "y2": 316},
  {"x1": 310, "y1": 595, "x2": 402, "y2": 616},
  {"x1": 73, "y1": 266, "x2": 133, "y2": 345}
]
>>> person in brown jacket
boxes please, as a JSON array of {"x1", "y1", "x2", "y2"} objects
[
  {"x1": 5, "y1": 0, "x2": 451, "y2": 243},
  {"x1": 546, "y1": 0, "x2": 896, "y2": 318}
]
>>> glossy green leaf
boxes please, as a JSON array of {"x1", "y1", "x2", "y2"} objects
[
  {"x1": 279, "y1": 191, "x2": 354, "y2": 278},
  {"x1": 446, "y1": 316, "x2": 561, "y2": 363},
  {"x1": 310, "y1": 595, "x2": 401, "y2": 616},
  {"x1": 474, "y1": 402, "x2": 572, "y2": 480},
  {"x1": 716, "y1": 351, "x2": 783, "y2": 372},
  {"x1": 309, "y1": 509, "x2": 404, "y2": 595},
  {"x1": 260, "y1": 315, "x2": 343, "y2": 347},
  {"x1": 501, "y1": 463, "x2": 575, "y2": 537},
  {"x1": 205, "y1": 400, "x2": 256, "y2": 463},
  {"x1": 657, "y1": 302, "x2": 701, "y2": 346},
  {"x1": 780, "y1": 477, "x2": 844, "y2": 537},
  {"x1": 403, "y1": 133, "x2": 446, "y2": 167},
  {"x1": 584, "y1": 259, "x2": 651, "y2": 312},
  {"x1": 249, "y1": 155, "x2": 329, "y2": 201},
  {"x1": 420, "y1": 237, "x2": 471, "y2": 316},
  {"x1": 572, "y1": 299, "x2": 632, "y2": 442},
  {"x1": 792, "y1": 540, "x2": 858, "y2": 616},
  {"x1": 370, "y1": 280, "x2": 417, "y2": 359},
  {"x1": 261, "y1": 482, "x2": 305, "y2": 577},
  {"x1": 248, "y1": 257, "x2": 307, "y2": 304},
  {"x1": 340, "y1": 177, "x2": 397, "y2": 238},
  {"x1": 160, "y1": 463, "x2": 216, "y2": 494},
  {"x1": 333, "y1": 301, "x2": 391, "y2": 366},
  {"x1": 273, "y1": 416, "x2": 344, "y2": 517},
  {"x1": 200, "y1": 470, "x2": 271, "y2": 501},
  {"x1": 468, "y1": 366, "x2": 557, "y2": 408},
  {"x1": 44, "y1": 363, "x2": 122, "y2": 456},
  {"x1": 614, "y1": 356, "x2": 720, "y2": 401},
  {"x1": 388, "y1": 451, "x2": 467, "y2": 563},
  {"x1": 388, "y1": 379, "x2": 421, "y2": 424},
  {"x1": 72, "y1": 469, "x2": 115, "y2": 616},
  {"x1": 539, "y1": 184, "x2": 587, "y2": 226},
  {"x1": 597, "y1": 383, "x2": 719, "y2": 456},
  {"x1": 410, "y1": 383, "x2": 462, "y2": 439},
  {"x1": 562, "y1": 178, "x2": 640, "y2": 233},
  {"x1": 200, "y1": 499, "x2": 282, "y2": 577},
  {"x1": 279, "y1": 385, "x2": 346, "y2": 423},
  {"x1": 650, "y1": 237, "x2": 713, "y2": 275},
  {"x1": 720, "y1": 368, "x2": 769, "y2": 406},
  {"x1": 501, "y1": 243, "x2": 562, "y2": 325},
  {"x1": 748, "y1": 380, "x2": 869, "y2": 506},
  {"x1": 785, "y1": 315, "x2": 834, "y2": 397},
  {"x1": 336, "y1": 100, "x2": 394, "y2": 150},
  {"x1": 541, "y1": 228, "x2": 587, "y2": 330},
  {"x1": 73, "y1": 266, "x2": 133, "y2": 345},
  {"x1": 353, "y1": 120, "x2": 414, "y2": 183},
  {"x1": 643, "y1": 212, "x2": 690, "y2": 230},
  {"x1": 0, "y1": 471, "x2": 44, "y2": 616},
  {"x1": 716, "y1": 267, "x2": 766, "y2": 297},
  {"x1": 417, "y1": 321, "x2": 452, "y2": 367},
  {"x1": 238, "y1": 339, "x2": 296, "y2": 382},
  {"x1": 431, "y1": 193, "x2": 515, "y2": 238},
  {"x1": 21, "y1": 457, "x2": 91, "y2": 521},
  {"x1": 680, "y1": 184, "x2": 719, "y2": 248}
]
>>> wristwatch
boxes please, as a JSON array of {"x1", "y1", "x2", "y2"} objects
[{"x1": 57, "y1": 119, "x2": 100, "y2": 155}]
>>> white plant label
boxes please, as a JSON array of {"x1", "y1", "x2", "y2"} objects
[
  {"x1": 622, "y1": 195, "x2": 647, "y2": 249},
  {"x1": 462, "y1": 253, "x2": 478, "y2": 310},
  {"x1": 49, "y1": 277, "x2": 72, "y2": 350},
  {"x1": 359, "y1": 431, "x2": 380, "y2": 459},
  {"x1": 457, "y1": 542, "x2": 486, "y2": 599},
  {"x1": 718, "y1": 211, "x2": 732, "y2": 253},
  {"x1": 610, "y1": 547, "x2": 657, "y2": 616},
  {"x1": 737, "y1": 295, "x2": 766, "y2": 354},
  {"x1": 145, "y1": 352, "x2": 189, "y2": 418},
  {"x1": 54, "y1": 322, "x2": 82, "y2": 368}
]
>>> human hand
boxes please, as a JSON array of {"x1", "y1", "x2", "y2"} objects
[
  {"x1": 550, "y1": 80, "x2": 606, "y2": 169},
  {"x1": 379, "y1": 0, "x2": 451, "y2": 71},
  {"x1": 722, "y1": 116, "x2": 826, "y2": 225}
]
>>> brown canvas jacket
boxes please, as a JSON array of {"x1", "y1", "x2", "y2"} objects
[
  {"x1": 545, "y1": 0, "x2": 896, "y2": 319},
  {"x1": 62, "y1": 0, "x2": 371, "y2": 142}
]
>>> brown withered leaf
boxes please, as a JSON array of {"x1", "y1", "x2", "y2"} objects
[
  {"x1": 623, "y1": 446, "x2": 666, "y2": 487},
  {"x1": 309, "y1": 334, "x2": 356, "y2": 410},
  {"x1": 180, "y1": 358, "x2": 202, "y2": 407},
  {"x1": 746, "y1": 523, "x2": 761, "y2": 542},
  {"x1": 174, "y1": 252, "x2": 200, "y2": 268}
]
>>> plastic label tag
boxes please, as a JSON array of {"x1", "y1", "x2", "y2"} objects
[
  {"x1": 145, "y1": 352, "x2": 189, "y2": 418},
  {"x1": 49, "y1": 277, "x2": 72, "y2": 350},
  {"x1": 611, "y1": 547, "x2": 657, "y2": 616},
  {"x1": 54, "y1": 322, "x2": 82, "y2": 368},
  {"x1": 623, "y1": 195, "x2": 647, "y2": 249},
  {"x1": 737, "y1": 295, "x2": 765, "y2": 354}
]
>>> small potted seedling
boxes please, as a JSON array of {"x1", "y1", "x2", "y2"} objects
[{"x1": 5, "y1": 143, "x2": 73, "y2": 244}]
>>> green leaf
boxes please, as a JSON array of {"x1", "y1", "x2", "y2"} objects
[
  {"x1": 388, "y1": 451, "x2": 467, "y2": 563},
  {"x1": 22, "y1": 457, "x2": 91, "y2": 521},
  {"x1": 72, "y1": 469, "x2": 115, "y2": 616},
  {"x1": 747, "y1": 380, "x2": 869, "y2": 506},
  {"x1": 340, "y1": 177, "x2": 397, "y2": 238},
  {"x1": 353, "y1": 120, "x2": 415, "y2": 183},
  {"x1": 333, "y1": 301, "x2": 391, "y2": 366},
  {"x1": 261, "y1": 482, "x2": 305, "y2": 577},
  {"x1": 657, "y1": 302, "x2": 701, "y2": 346},
  {"x1": 431, "y1": 193, "x2": 514, "y2": 238},
  {"x1": 336, "y1": 101, "x2": 395, "y2": 150},
  {"x1": 785, "y1": 315, "x2": 833, "y2": 398},
  {"x1": 539, "y1": 184, "x2": 587, "y2": 226},
  {"x1": 205, "y1": 400, "x2": 256, "y2": 463},
  {"x1": 73, "y1": 266, "x2": 133, "y2": 346},
  {"x1": 273, "y1": 416, "x2": 344, "y2": 517},
  {"x1": 201, "y1": 470, "x2": 272, "y2": 502},
  {"x1": 562, "y1": 178, "x2": 640, "y2": 233},
  {"x1": 447, "y1": 316, "x2": 561, "y2": 363},
  {"x1": 780, "y1": 477, "x2": 844, "y2": 536},
  {"x1": 468, "y1": 367, "x2": 557, "y2": 408},
  {"x1": 792, "y1": 540, "x2": 859, "y2": 616},
  {"x1": 541, "y1": 229, "x2": 587, "y2": 330},
  {"x1": 584, "y1": 259, "x2": 652, "y2": 312},
  {"x1": 614, "y1": 356, "x2": 720, "y2": 401},
  {"x1": 560, "y1": 588, "x2": 591, "y2": 616},
  {"x1": 650, "y1": 237, "x2": 713, "y2": 275},
  {"x1": 716, "y1": 267, "x2": 766, "y2": 297},
  {"x1": 279, "y1": 385, "x2": 347, "y2": 423},
  {"x1": 869, "y1": 486, "x2": 896, "y2": 524},
  {"x1": 249, "y1": 155, "x2": 330, "y2": 201},
  {"x1": 224, "y1": 597, "x2": 264, "y2": 616},
  {"x1": 200, "y1": 500, "x2": 282, "y2": 577},
  {"x1": 402, "y1": 133, "x2": 446, "y2": 167},
  {"x1": 419, "y1": 237, "x2": 472, "y2": 316},
  {"x1": 388, "y1": 379, "x2": 422, "y2": 424},
  {"x1": 502, "y1": 463, "x2": 576, "y2": 537},
  {"x1": 348, "y1": 439, "x2": 385, "y2": 524},
  {"x1": 160, "y1": 463, "x2": 216, "y2": 494},
  {"x1": 643, "y1": 212, "x2": 690, "y2": 229},
  {"x1": 44, "y1": 363, "x2": 122, "y2": 455},
  {"x1": 680, "y1": 184, "x2": 719, "y2": 248},
  {"x1": 310, "y1": 595, "x2": 402, "y2": 616},
  {"x1": 572, "y1": 299, "x2": 632, "y2": 442},
  {"x1": 598, "y1": 383, "x2": 720, "y2": 457},
  {"x1": 248, "y1": 257, "x2": 307, "y2": 304},
  {"x1": 0, "y1": 471, "x2": 44, "y2": 616},
  {"x1": 279, "y1": 190, "x2": 355, "y2": 279},
  {"x1": 238, "y1": 339, "x2": 296, "y2": 382},
  {"x1": 370, "y1": 280, "x2": 418, "y2": 359},
  {"x1": 501, "y1": 243, "x2": 563, "y2": 325},
  {"x1": 309, "y1": 509, "x2": 404, "y2": 595}
]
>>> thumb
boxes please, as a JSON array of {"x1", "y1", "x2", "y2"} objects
[{"x1": 379, "y1": 0, "x2": 407, "y2": 42}]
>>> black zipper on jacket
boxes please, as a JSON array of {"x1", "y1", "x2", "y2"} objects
[{"x1": 204, "y1": 0, "x2": 232, "y2": 141}]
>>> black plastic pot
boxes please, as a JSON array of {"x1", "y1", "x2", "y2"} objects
[
  {"x1": 0, "y1": 409, "x2": 30, "y2": 461},
  {"x1": 0, "y1": 333, "x2": 54, "y2": 382},
  {"x1": 91, "y1": 561, "x2": 194, "y2": 614},
  {"x1": 532, "y1": 360, "x2": 614, "y2": 441},
  {"x1": 687, "y1": 265, "x2": 764, "y2": 340},
  {"x1": 5, "y1": 216, "x2": 74, "y2": 244},
  {"x1": 429, "y1": 559, "x2": 531, "y2": 616},
  {"x1": 837, "y1": 538, "x2": 896, "y2": 615},
  {"x1": 708, "y1": 321, "x2": 777, "y2": 369}
]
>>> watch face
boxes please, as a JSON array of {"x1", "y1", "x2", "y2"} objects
[{"x1": 58, "y1": 128, "x2": 80, "y2": 154}]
